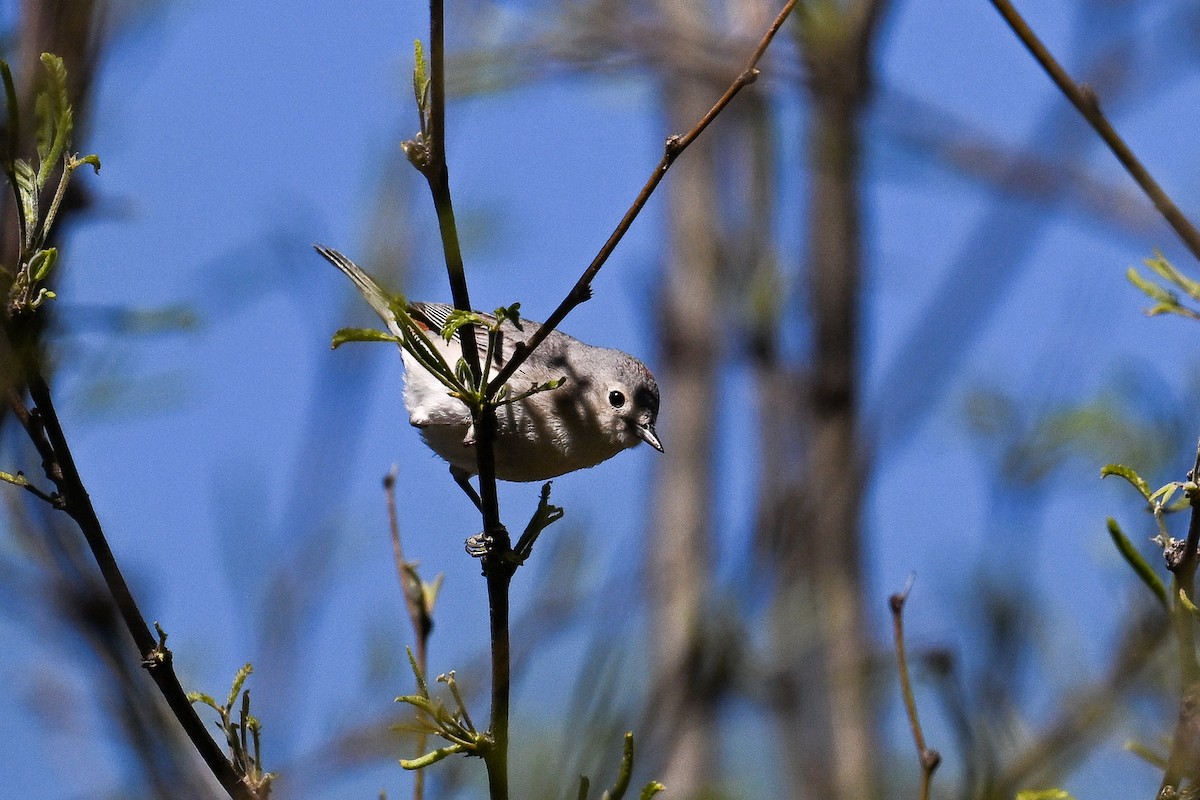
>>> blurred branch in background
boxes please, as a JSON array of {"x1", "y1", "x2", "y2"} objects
[
  {"x1": 643, "y1": 0, "x2": 725, "y2": 793},
  {"x1": 760, "y1": 4, "x2": 889, "y2": 799}
]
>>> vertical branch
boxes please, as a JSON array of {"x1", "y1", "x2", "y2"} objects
[
  {"x1": 1160, "y1": 440, "x2": 1200, "y2": 793},
  {"x1": 773, "y1": 2, "x2": 889, "y2": 797},
  {"x1": 646, "y1": 0, "x2": 722, "y2": 792},
  {"x1": 418, "y1": 3, "x2": 510, "y2": 798}
]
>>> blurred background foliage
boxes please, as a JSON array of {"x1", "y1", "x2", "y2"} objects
[{"x1": 3, "y1": 0, "x2": 1200, "y2": 798}]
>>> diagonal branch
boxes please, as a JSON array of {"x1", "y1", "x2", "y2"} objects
[
  {"x1": 485, "y1": 0, "x2": 799, "y2": 397},
  {"x1": 6, "y1": 361, "x2": 253, "y2": 800},
  {"x1": 987, "y1": 0, "x2": 1200, "y2": 262}
]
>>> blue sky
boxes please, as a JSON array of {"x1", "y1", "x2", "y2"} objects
[{"x1": 3, "y1": 0, "x2": 1199, "y2": 797}]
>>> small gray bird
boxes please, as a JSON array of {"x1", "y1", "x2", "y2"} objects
[{"x1": 317, "y1": 246, "x2": 663, "y2": 483}]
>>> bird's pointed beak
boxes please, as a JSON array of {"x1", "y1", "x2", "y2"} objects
[{"x1": 637, "y1": 422, "x2": 664, "y2": 453}]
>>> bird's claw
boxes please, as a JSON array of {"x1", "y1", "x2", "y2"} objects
[{"x1": 465, "y1": 532, "x2": 492, "y2": 557}]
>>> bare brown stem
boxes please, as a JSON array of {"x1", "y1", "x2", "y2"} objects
[
  {"x1": 485, "y1": 0, "x2": 799, "y2": 397},
  {"x1": 889, "y1": 579, "x2": 940, "y2": 800},
  {"x1": 987, "y1": 0, "x2": 1200, "y2": 263},
  {"x1": 384, "y1": 467, "x2": 431, "y2": 800}
]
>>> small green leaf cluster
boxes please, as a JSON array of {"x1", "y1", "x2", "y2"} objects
[
  {"x1": 1, "y1": 53, "x2": 101, "y2": 316},
  {"x1": 188, "y1": 664, "x2": 274, "y2": 795},
  {"x1": 395, "y1": 649, "x2": 487, "y2": 769},
  {"x1": 400, "y1": 39, "x2": 432, "y2": 173},
  {"x1": 334, "y1": 292, "x2": 563, "y2": 417},
  {"x1": 1101, "y1": 462, "x2": 1195, "y2": 605},
  {"x1": 1102, "y1": 463, "x2": 1194, "y2": 555},
  {"x1": 1127, "y1": 251, "x2": 1200, "y2": 321}
]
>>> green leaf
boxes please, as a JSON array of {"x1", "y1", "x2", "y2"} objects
[
  {"x1": 638, "y1": 784, "x2": 665, "y2": 800},
  {"x1": 187, "y1": 691, "x2": 221, "y2": 712},
  {"x1": 0, "y1": 470, "x2": 30, "y2": 487},
  {"x1": 29, "y1": 288, "x2": 55, "y2": 308},
  {"x1": 1126, "y1": 266, "x2": 1173, "y2": 303},
  {"x1": 14, "y1": 158, "x2": 37, "y2": 245},
  {"x1": 493, "y1": 302, "x2": 522, "y2": 330},
  {"x1": 331, "y1": 327, "x2": 401, "y2": 349},
  {"x1": 72, "y1": 153, "x2": 101, "y2": 173},
  {"x1": 28, "y1": 247, "x2": 56, "y2": 281},
  {"x1": 1015, "y1": 791, "x2": 1074, "y2": 800},
  {"x1": 1100, "y1": 463, "x2": 1152, "y2": 500},
  {"x1": 1149, "y1": 481, "x2": 1187, "y2": 509},
  {"x1": 422, "y1": 573, "x2": 444, "y2": 616},
  {"x1": 35, "y1": 53, "x2": 72, "y2": 190},
  {"x1": 454, "y1": 356, "x2": 474, "y2": 390},
  {"x1": 394, "y1": 694, "x2": 439, "y2": 717},
  {"x1": 412, "y1": 40, "x2": 430, "y2": 110},
  {"x1": 441, "y1": 308, "x2": 485, "y2": 343},
  {"x1": 1106, "y1": 518, "x2": 1167, "y2": 607},
  {"x1": 0, "y1": 59, "x2": 18, "y2": 162},
  {"x1": 1146, "y1": 250, "x2": 1200, "y2": 301},
  {"x1": 406, "y1": 646, "x2": 429, "y2": 698},
  {"x1": 227, "y1": 663, "x2": 253, "y2": 709},
  {"x1": 400, "y1": 742, "x2": 465, "y2": 770}
]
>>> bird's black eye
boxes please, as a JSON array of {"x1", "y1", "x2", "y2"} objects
[{"x1": 608, "y1": 390, "x2": 626, "y2": 408}]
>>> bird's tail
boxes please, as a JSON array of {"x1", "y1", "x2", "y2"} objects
[{"x1": 313, "y1": 244, "x2": 404, "y2": 338}]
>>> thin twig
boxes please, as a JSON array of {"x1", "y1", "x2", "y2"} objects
[
  {"x1": 889, "y1": 577, "x2": 940, "y2": 800},
  {"x1": 987, "y1": 0, "x2": 1200, "y2": 263},
  {"x1": 10, "y1": 369, "x2": 253, "y2": 800},
  {"x1": 420, "y1": 3, "x2": 511, "y2": 798},
  {"x1": 384, "y1": 466, "x2": 431, "y2": 800},
  {"x1": 485, "y1": 0, "x2": 799, "y2": 396}
]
